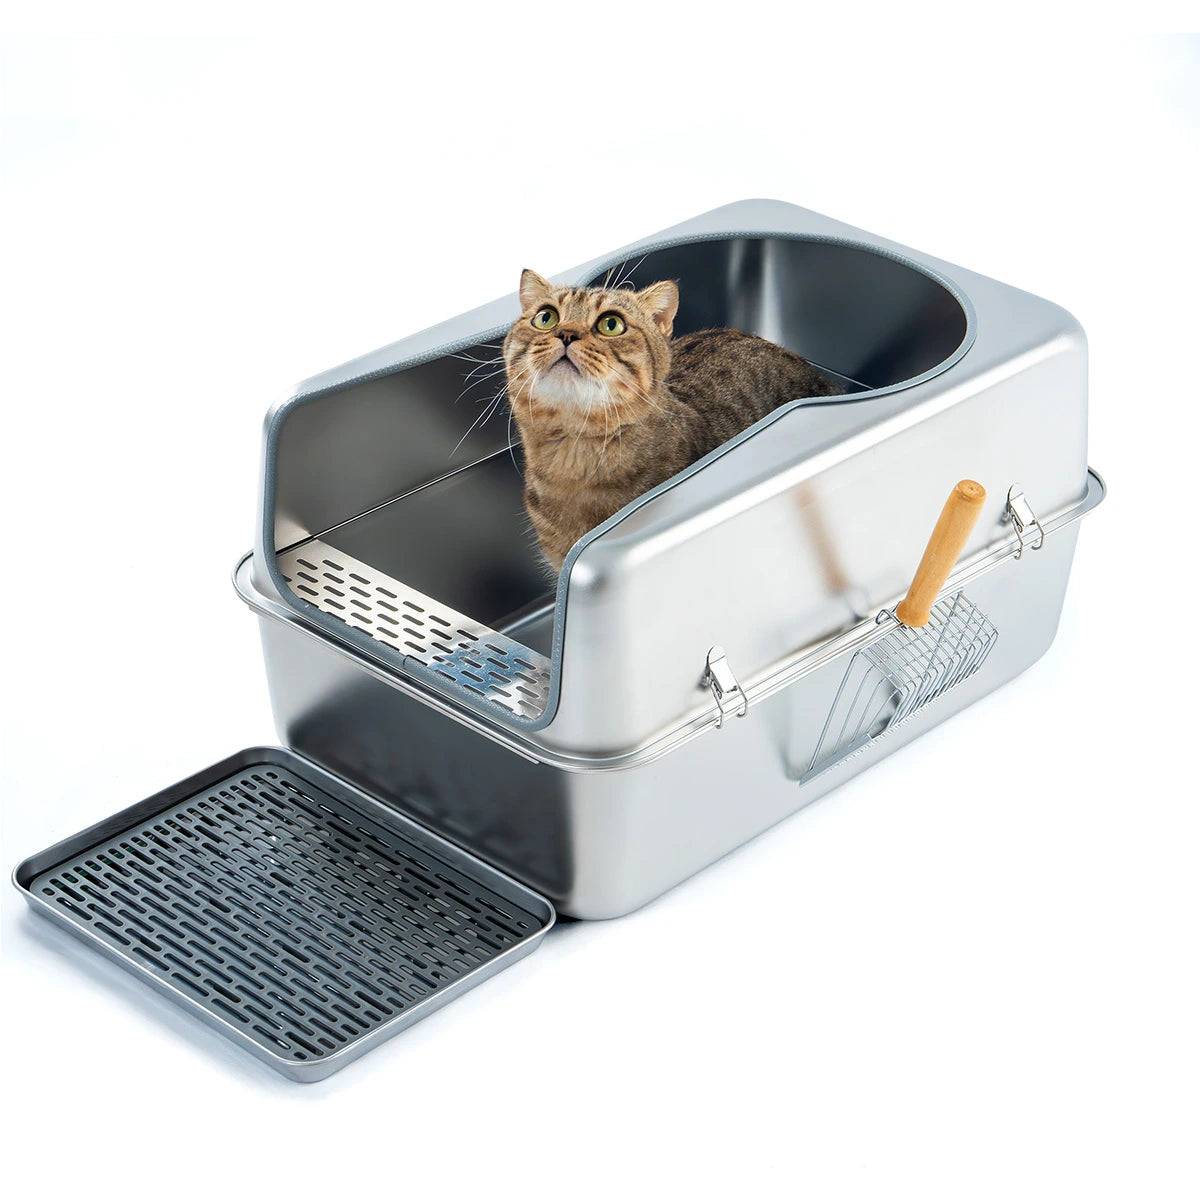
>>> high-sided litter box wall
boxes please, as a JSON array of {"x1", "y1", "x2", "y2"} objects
[{"x1": 239, "y1": 200, "x2": 1099, "y2": 917}]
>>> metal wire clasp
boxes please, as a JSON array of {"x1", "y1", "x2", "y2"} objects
[
  {"x1": 1006, "y1": 484, "x2": 1046, "y2": 559},
  {"x1": 703, "y1": 645, "x2": 748, "y2": 728}
]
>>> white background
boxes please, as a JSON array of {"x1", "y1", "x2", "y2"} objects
[{"x1": 2, "y1": 22, "x2": 1197, "y2": 1199}]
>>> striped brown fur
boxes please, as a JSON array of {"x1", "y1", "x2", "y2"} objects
[{"x1": 503, "y1": 269, "x2": 841, "y2": 571}]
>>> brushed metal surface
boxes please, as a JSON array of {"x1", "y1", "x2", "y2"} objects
[
  {"x1": 254, "y1": 200, "x2": 1088, "y2": 753},
  {"x1": 582, "y1": 236, "x2": 968, "y2": 389},
  {"x1": 238, "y1": 474, "x2": 1102, "y2": 918}
]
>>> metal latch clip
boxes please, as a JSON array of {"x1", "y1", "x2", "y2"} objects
[
  {"x1": 703, "y1": 645, "x2": 748, "y2": 728},
  {"x1": 1006, "y1": 484, "x2": 1046, "y2": 559}
]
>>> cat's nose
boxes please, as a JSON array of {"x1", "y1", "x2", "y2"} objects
[{"x1": 557, "y1": 329, "x2": 580, "y2": 345}]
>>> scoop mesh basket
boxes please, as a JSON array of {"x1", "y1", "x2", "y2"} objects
[{"x1": 805, "y1": 591, "x2": 998, "y2": 779}]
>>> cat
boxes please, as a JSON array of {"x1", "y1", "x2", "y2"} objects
[{"x1": 502, "y1": 269, "x2": 843, "y2": 572}]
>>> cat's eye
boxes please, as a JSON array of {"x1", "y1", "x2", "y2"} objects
[
  {"x1": 595, "y1": 313, "x2": 626, "y2": 337},
  {"x1": 531, "y1": 306, "x2": 559, "y2": 331}
]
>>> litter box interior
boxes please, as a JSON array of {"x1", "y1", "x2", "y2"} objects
[{"x1": 268, "y1": 235, "x2": 971, "y2": 723}]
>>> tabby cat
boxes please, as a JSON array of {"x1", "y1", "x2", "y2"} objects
[{"x1": 503, "y1": 269, "x2": 842, "y2": 571}]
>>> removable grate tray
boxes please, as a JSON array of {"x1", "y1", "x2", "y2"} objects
[
  {"x1": 18, "y1": 750, "x2": 553, "y2": 1081},
  {"x1": 277, "y1": 539, "x2": 552, "y2": 719}
]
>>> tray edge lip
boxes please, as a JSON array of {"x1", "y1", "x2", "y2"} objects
[
  {"x1": 12, "y1": 747, "x2": 298, "y2": 891},
  {"x1": 13, "y1": 745, "x2": 556, "y2": 1082}
]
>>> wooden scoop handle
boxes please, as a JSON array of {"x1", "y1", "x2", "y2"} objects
[{"x1": 895, "y1": 480, "x2": 987, "y2": 628}]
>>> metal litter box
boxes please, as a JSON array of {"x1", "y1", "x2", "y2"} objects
[{"x1": 16, "y1": 199, "x2": 1103, "y2": 1080}]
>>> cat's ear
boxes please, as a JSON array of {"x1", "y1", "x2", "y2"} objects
[
  {"x1": 520, "y1": 269, "x2": 553, "y2": 311},
  {"x1": 637, "y1": 280, "x2": 679, "y2": 338}
]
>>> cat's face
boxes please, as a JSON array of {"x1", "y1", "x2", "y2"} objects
[{"x1": 502, "y1": 270, "x2": 679, "y2": 435}]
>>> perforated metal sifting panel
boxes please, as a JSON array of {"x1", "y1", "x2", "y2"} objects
[
  {"x1": 27, "y1": 756, "x2": 552, "y2": 1080},
  {"x1": 277, "y1": 539, "x2": 552, "y2": 719}
]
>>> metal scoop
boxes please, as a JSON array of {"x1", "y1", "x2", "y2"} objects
[{"x1": 804, "y1": 480, "x2": 997, "y2": 781}]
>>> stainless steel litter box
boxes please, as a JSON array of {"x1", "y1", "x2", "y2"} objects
[{"x1": 17, "y1": 199, "x2": 1103, "y2": 1079}]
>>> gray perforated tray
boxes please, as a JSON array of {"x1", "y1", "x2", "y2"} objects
[{"x1": 14, "y1": 747, "x2": 554, "y2": 1081}]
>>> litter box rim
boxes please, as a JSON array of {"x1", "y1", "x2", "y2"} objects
[{"x1": 255, "y1": 213, "x2": 978, "y2": 737}]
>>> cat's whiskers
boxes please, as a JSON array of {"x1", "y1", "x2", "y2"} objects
[
  {"x1": 611, "y1": 255, "x2": 646, "y2": 291},
  {"x1": 456, "y1": 366, "x2": 511, "y2": 405},
  {"x1": 520, "y1": 352, "x2": 538, "y2": 426},
  {"x1": 571, "y1": 386, "x2": 600, "y2": 470},
  {"x1": 454, "y1": 352, "x2": 512, "y2": 415},
  {"x1": 462, "y1": 358, "x2": 507, "y2": 386},
  {"x1": 584, "y1": 382, "x2": 631, "y2": 482},
  {"x1": 503, "y1": 361, "x2": 535, "y2": 412},
  {"x1": 449, "y1": 392, "x2": 506, "y2": 457},
  {"x1": 498, "y1": 354, "x2": 531, "y2": 469},
  {"x1": 507, "y1": 407, "x2": 522, "y2": 473},
  {"x1": 451, "y1": 351, "x2": 507, "y2": 388},
  {"x1": 593, "y1": 387, "x2": 628, "y2": 475},
  {"x1": 594, "y1": 391, "x2": 625, "y2": 475},
  {"x1": 451, "y1": 361, "x2": 533, "y2": 458},
  {"x1": 609, "y1": 364, "x2": 666, "y2": 420}
]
